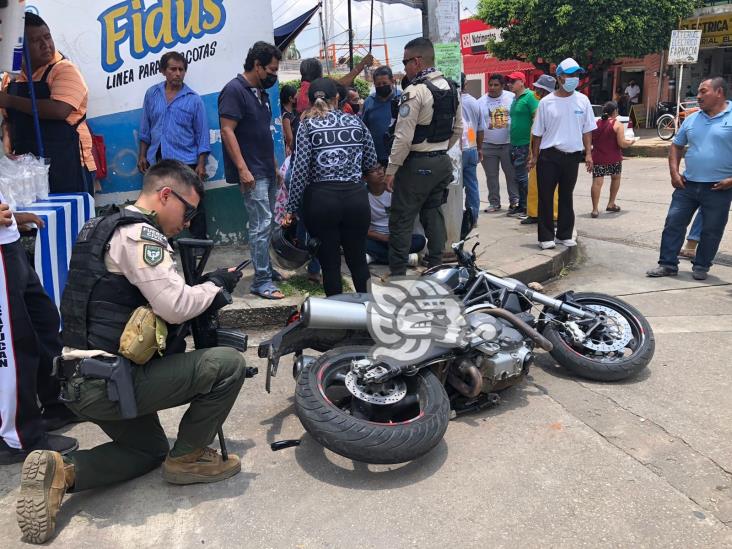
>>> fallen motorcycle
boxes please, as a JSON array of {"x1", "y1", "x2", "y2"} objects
[{"x1": 258, "y1": 236, "x2": 655, "y2": 464}]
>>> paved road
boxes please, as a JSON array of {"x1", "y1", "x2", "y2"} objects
[{"x1": 2, "y1": 158, "x2": 732, "y2": 547}]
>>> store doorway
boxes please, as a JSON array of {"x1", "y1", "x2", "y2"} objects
[{"x1": 619, "y1": 69, "x2": 645, "y2": 107}]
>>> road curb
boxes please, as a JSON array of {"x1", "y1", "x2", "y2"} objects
[
  {"x1": 219, "y1": 243, "x2": 577, "y2": 330},
  {"x1": 624, "y1": 144, "x2": 669, "y2": 158}
]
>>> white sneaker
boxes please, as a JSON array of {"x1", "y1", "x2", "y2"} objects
[
  {"x1": 407, "y1": 253, "x2": 419, "y2": 267},
  {"x1": 539, "y1": 241, "x2": 556, "y2": 250},
  {"x1": 365, "y1": 254, "x2": 374, "y2": 264},
  {"x1": 556, "y1": 239, "x2": 577, "y2": 247}
]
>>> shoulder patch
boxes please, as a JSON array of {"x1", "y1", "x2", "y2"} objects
[
  {"x1": 143, "y1": 244, "x2": 164, "y2": 267},
  {"x1": 399, "y1": 104, "x2": 411, "y2": 117},
  {"x1": 140, "y1": 225, "x2": 167, "y2": 246}
]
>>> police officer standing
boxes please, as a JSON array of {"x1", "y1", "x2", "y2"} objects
[
  {"x1": 385, "y1": 38, "x2": 462, "y2": 276},
  {"x1": 16, "y1": 161, "x2": 247, "y2": 544}
]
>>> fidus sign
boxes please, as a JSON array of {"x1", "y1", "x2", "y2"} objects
[{"x1": 98, "y1": 0, "x2": 226, "y2": 72}]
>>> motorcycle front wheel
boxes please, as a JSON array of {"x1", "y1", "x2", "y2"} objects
[
  {"x1": 542, "y1": 293, "x2": 655, "y2": 381},
  {"x1": 295, "y1": 345, "x2": 450, "y2": 464}
]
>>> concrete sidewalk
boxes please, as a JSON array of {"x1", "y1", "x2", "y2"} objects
[
  {"x1": 205, "y1": 196, "x2": 577, "y2": 329},
  {"x1": 624, "y1": 128, "x2": 671, "y2": 158}
]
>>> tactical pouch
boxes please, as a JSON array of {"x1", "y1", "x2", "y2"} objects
[{"x1": 118, "y1": 306, "x2": 168, "y2": 365}]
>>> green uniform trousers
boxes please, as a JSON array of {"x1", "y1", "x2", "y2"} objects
[
  {"x1": 63, "y1": 347, "x2": 247, "y2": 491},
  {"x1": 389, "y1": 154, "x2": 453, "y2": 275}
]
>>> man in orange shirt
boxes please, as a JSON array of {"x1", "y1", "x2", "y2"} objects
[{"x1": 0, "y1": 13, "x2": 96, "y2": 195}]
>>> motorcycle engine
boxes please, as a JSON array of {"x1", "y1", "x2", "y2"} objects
[{"x1": 467, "y1": 314, "x2": 533, "y2": 393}]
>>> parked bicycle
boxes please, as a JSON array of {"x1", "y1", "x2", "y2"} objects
[{"x1": 656, "y1": 101, "x2": 699, "y2": 141}]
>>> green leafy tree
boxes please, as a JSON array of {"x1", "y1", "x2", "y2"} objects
[{"x1": 477, "y1": 0, "x2": 700, "y2": 70}]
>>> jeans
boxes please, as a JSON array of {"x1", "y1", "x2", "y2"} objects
[
  {"x1": 658, "y1": 182, "x2": 732, "y2": 272},
  {"x1": 511, "y1": 144, "x2": 530, "y2": 210},
  {"x1": 242, "y1": 177, "x2": 277, "y2": 291},
  {"x1": 462, "y1": 148, "x2": 480, "y2": 223},
  {"x1": 687, "y1": 211, "x2": 703, "y2": 242},
  {"x1": 480, "y1": 143, "x2": 516, "y2": 207},
  {"x1": 366, "y1": 234, "x2": 426, "y2": 264}
]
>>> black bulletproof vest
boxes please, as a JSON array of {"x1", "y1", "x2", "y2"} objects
[
  {"x1": 412, "y1": 78, "x2": 459, "y2": 145},
  {"x1": 60, "y1": 207, "x2": 150, "y2": 354},
  {"x1": 6, "y1": 56, "x2": 88, "y2": 194}
]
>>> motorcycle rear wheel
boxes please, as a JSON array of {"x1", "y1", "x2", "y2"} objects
[
  {"x1": 295, "y1": 345, "x2": 450, "y2": 464},
  {"x1": 542, "y1": 293, "x2": 655, "y2": 381}
]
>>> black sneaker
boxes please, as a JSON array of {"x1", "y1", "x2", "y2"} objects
[
  {"x1": 646, "y1": 265, "x2": 678, "y2": 277},
  {"x1": 0, "y1": 434, "x2": 78, "y2": 465},
  {"x1": 507, "y1": 207, "x2": 526, "y2": 218},
  {"x1": 520, "y1": 216, "x2": 538, "y2": 225},
  {"x1": 692, "y1": 269, "x2": 708, "y2": 280},
  {"x1": 42, "y1": 413, "x2": 85, "y2": 433}
]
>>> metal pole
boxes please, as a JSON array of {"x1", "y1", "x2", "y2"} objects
[
  {"x1": 369, "y1": 0, "x2": 374, "y2": 51},
  {"x1": 319, "y1": 9, "x2": 331, "y2": 75},
  {"x1": 348, "y1": 0, "x2": 354, "y2": 70},
  {"x1": 22, "y1": 41, "x2": 44, "y2": 158},
  {"x1": 676, "y1": 64, "x2": 683, "y2": 124}
]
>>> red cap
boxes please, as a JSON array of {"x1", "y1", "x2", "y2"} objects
[{"x1": 506, "y1": 71, "x2": 525, "y2": 82}]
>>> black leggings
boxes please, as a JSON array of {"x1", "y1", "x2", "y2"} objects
[{"x1": 303, "y1": 182, "x2": 371, "y2": 296}]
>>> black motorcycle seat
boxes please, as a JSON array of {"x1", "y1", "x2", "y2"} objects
[{"x1": 326, "y1": 293, "x2": 371, "y2": 304}]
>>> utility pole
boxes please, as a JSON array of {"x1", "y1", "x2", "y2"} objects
[{"x1": 421, "y1": 0, "x2": 463, "y2": 251}]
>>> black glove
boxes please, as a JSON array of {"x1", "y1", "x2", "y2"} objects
[{"x1": 202, "y1": 268, "x2": 243, "y2": 293}]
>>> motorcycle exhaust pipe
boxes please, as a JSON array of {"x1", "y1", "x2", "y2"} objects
[
  {"x1": 301, "y1": 297, "x2": 368, "y2": 330},
  {"x1": 448, "y1": 362, "x2": 483, "y2": 398}
]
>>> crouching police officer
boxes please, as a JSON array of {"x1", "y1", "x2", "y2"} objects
[
  {"x1": 385, "y1": 37, "x2": 462, "y2": 276},
  {"x1": 16, "y1": 160, "x2": 247, "y2": 544}
]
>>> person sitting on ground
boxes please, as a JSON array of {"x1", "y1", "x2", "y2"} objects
[
  {"x1": 366, "y1": 189, "x2": 426, "y2": 267},
  {"x1": 590, "y1": 101, "x2": 636, "y2": 218}
]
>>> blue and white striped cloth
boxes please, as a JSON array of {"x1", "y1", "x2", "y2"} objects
[{"x1": 18, "y1": 193, "x2": 94, "y2": 308}]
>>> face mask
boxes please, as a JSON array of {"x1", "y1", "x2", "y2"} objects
[
  {"x1": 562, "y1": 77, "x2": 579, "y2": 93},
  {"x1": 376, "y1": 85, "x2": 392, "y2": 98},
  {"x1": 350, "y1": 103, "x2": 360, "y2": 114},
  {"x1": 260, "y1": 70, "x2": 277, "y2": 89}
]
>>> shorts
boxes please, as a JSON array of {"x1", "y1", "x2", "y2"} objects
[{"x1": 592, "y1": 162, "x2": 622, "y2": 178}]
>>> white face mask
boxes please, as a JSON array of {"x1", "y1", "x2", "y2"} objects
[{"x1": 562, "y1": 77, "x2": 579, "y2": 92}]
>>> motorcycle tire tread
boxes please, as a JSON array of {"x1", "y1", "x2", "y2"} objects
[
  {"x1": 295, "y1": 346, "x2": 451, "y2": 464},
  {"x1": 542, "y1": 292, "x2": 655, "y2": 382}
]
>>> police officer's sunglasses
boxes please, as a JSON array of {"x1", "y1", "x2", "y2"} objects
[
  {"x1": 164, "y1": 188, "x2": 198, "y2": 222},
  {"x1": 402, "y1": 55, "x2": 422, "y2": 66}
]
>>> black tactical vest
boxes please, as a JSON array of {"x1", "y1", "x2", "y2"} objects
[
  {"x1": 60, "y1": 207, "x2": 152, "y2": 354},
  {"x1": 412, "y1": 78, "x2": 459, "y2": 145}
]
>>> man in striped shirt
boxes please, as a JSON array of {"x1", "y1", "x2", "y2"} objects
[
  {"x1": 138, "y1": 52, "x2": 211, "y2": 238},
  {"x1": 0, "y1": 13, "x2": 96, "y2": 195}
]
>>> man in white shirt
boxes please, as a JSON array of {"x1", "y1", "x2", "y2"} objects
[
  {"x1": 625, "y1": 79, "x2": 641, "y2": 105},
  {"x1": 529, "y1": 58, "x2": 597, "y2": 250},
  {"x1": 478, "y1": 74, "x2": 516, "y2": 212},
  {"x1": 0, "y1": 199, "x2": 78, "y2": 465},
  {"x1": 461, "y1": 73, "x2": 484, "y2": 226}
]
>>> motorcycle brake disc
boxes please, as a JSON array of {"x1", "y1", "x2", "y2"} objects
[
  {"x1": 578, "y1": 304, "x2": 633, "y2": 353},
  {"x1": 345, "y1": 371, "x2": 408, "y2": 405}
]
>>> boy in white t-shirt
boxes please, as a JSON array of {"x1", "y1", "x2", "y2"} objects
[
  {"x1": 529, "y1": 58, "x2": 597, "y2": 250},
  {"x1": 0, "y1": 198, "x2": 78, "y2": 464}
]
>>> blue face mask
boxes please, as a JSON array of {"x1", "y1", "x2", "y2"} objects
[{"x1": 562, "y1": 77, "x2": 580, "y2": 92}]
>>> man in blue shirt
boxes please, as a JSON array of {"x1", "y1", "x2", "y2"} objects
[
  {"x1": 219, "y1": 41, "x2": 284, "y2": 300},
  {"x1": 361, "y1": 66, "x2": 401, "y2": 166},
  {"x1": 138, "y1": 51, "x2": 210, "y2": 237},
  {"x1": 647, "y1": 77, "x2": 732, "y2": 280}
]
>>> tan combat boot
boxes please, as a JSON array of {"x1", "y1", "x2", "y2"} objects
[
  {"x1": 162, "y1": 447, "x2": 241, "y2": 485},
  {"x1": 16, "y1": 450, "x2": 73, "y2": 544}
]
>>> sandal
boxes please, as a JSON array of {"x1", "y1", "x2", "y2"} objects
[
  {"x1": 606, "y1": 205, "x2": 621, "y2": 212},
  {"x1": 591, "y1": 211, "x2": 599, "y2": 218},
  {"x1": 251, "y1": 285, "x2": 285, "y2": 300},
  {"x1": 679, "y1": 248, "x2": 696, "y2": 260}
]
